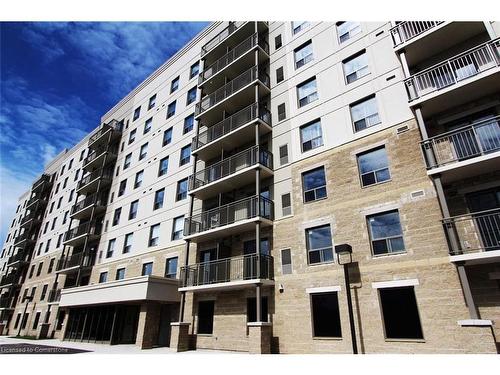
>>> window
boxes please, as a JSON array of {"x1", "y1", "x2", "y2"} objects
[
  {"x1": 186, "y1": 87, "x2": 197, "y2": 105},
  {"x1": 297, "y1": 77, "x2": 318, "y2": 107},
  {"x1": 163, "y1": 127, "x2": 173, "y2": 146},
  {"x1": 302, "y1": 166, "x2": 327, "y2": 203},
  {"x1": 133, "y1": 106, "x2": 141, "y2": 121},
  {"x1": 57, "y1": 197, "x2": 62, "y2": 209},
  {"x1": 337, "y1": 21, "x2": 361, "y2": 43},
  {"x1": 36, "y1": 262, "x2": 43, "y2": 276},
  {"x1": 139, "y1": 143, "x2": 148, "y2": 160},
  {"x1": 190, "y1": 62, "x2": 200, "y2": 79},
  {"x1": 247, "y1": 297, "x2": 269, "y2": 322},
  {"x1": 149, "y1": 224, "x2": 160, "y2": 246},
  {"x1": 183, "y1": 114, "x2": 194, "y2": 134},
  {"x1": 367, "y1": 210, "x2": 405, "y2": 256},
  {"x1": 45, "y1": 239, "x2": 50, "y2": 253},
  {"x1": 63, "y1": 177, "x2": 68, "y2": 188},
  {"x1": 134, "y1": 170, "x2": 144, "y2": 189},
  {"x1": 167, "y1": 101, "x2": 176, "y2": 119},
  {"x1": 158, "y1": 157, "x2": 169, "y2": 177},
  {"x1": 129, "y1": 200, "x2": 139, "y2": 220},
  {"x1": 281, "y1": 248, "x2": 292, "y2": 274},
  {"x1": 171, "y1": 216, "x2": 184, "y2": 240},
  {"x1": 292, "y1": 21, "x2": 309, "y2": 34},
  {"x1": 300, "y1": 119, "x2": 323, "y2": 152},
  {"x1": 21, "y1": 313, "x2": 30, "y2": 329},
  {"x1": 57, "y1": 234, "x2": 63, "y2": 249},
  {"x1": 310, "y1": 292, "x2": 342, "y2": 337},
  {"x1": 44, "y1": 221, "x2": 49, "y2": 233},
  {"x1": 74, "y1": 169, "x2": 79, "y2": 181},
  {"x1": 122, "y1": 233, "x2": 133, "y2": 254},
  {"x1": 350, "y1": 95, "x2": 381, "y2": 132},
  {"x1": 61, "y1": 165, "x2": 65, "y2": 175},
  {"x1": 142, "y1": 262, "x2": 153, "y2": 276},
  {"x1": 379, "y1": 287, "x2": 423, "y2": 340},
  {"x1": 68, "y1": 189, "x2": 74, "y2": 201},
  {"x1": 112, "y1": 207, "x2": 121, "y2": 226},
  {"x1": 51, "y1": 217, "x2": 57, "y2": 230},
  {"x1": 55, "y1": 183, "x2": 60, "y2": 194},
  {"x1": 37, "y1": 243, "x2": 43, "y2": 256},
  {"x1": 171, "y1": 76, "x2": 180, "y2": 93},
  {"x1": 343, "y1": 51, "x2": 369, "y2": 84},
  {"x1": 128, "y1": 129, "x2": 136, "y2": 144},
  {"x1": 14, "y1": 313, "x2": 21, "y2": 329},
  {"x1": 275, "y1": 34, "x2": 282, "y2": 49},
  {"x1": 357, "y1": 147, "x2": 391, "y2": 187},
  {"x1": 49, "y1": 202, "x2": 54, "y2": 213},
  {"x1": 144, "y1": 117, "x2": 152, "y2": 134},
  {"x1": 154, "y1": 188, "x2": 165, "y2": 210},
  {"x1": 176, "y1": 178, "x2": 188, "y2": 201},
  {"x1": 124, "y1": 153, "x2": 132, "y2": 169},
  {"x1": 106, "y1": 239, "x2": 116, "y2": 258},
  {"x1": 99, "y1": 272, "x2": 108, "y2": 283},
  {"x1": 32, "y1": 312, "x2": 41, "y2": 330},
  {"x1": 306, "y1": 225, "x2": 333, "y2": 264},
  {"x1": 48, "y1": 258, "x2": 55, "y2": 273},
  {"x1": 277, "y1": 103, "x2": 286, "y2": 121},
  {"x1": 116, "y1": 268, "x2": 125, "y2": 280},
  {"x1": 148, "y1": 94, "x2": 156, "y2": 110},
  {"x1": 294, "y1": 40, "x2": 313, "y2": 69},
  {"x1": 197, "y1": 300, "x2": 214, "y2": 334},
  {"x1": 79, "y1": 149, "x2": 85, "y2": 161},
  {"x1": 118, "y1": 179, "x2": 127, "y2": 196},
  {"x1": 276, "y1": 67, "x2": 284, "y2": 83},
  {"x1": 281, "y1": 193, "x2": 292, "y2": 216},
  {"x1": 179, "y1": 145, "x2": 191, "y2": 166},
  {"x1": 279, "y1": 144, "x2": 289, "y2": 165},
  {"x1": 40, "y1": 284, "x2": 48, "y2": 301},
  {"x1": 165, "y1": 257, "x2": 178, "y2": 278}
]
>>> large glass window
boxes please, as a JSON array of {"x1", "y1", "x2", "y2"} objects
[
  {"x1": 306, "y1": 225, "x2": 333, "y2": 264},
  {"x1": 343, "y1": 51, "x2": 369, "y2": 84},
  {"x1": 197, "y1": 300, "x2": 214, "y2": 334},
  {"x1": 179, "y1": 145, "x2": 191, "y2": 166},
  {"x1": 165, "y1": 257, "x2": 178, "y2": 278},
  {"x1": 367, "y1": 210, "x2": 405, "y2": 256},
  {"x1": 337, "y1": 21, "x2": 361, "y2": 43},
  {"x1": 153, "y1": 188, "x2": 164, "y2": 210},
  {"x1": 149, "y1": 224, "x2": 160, "y2": 247},
  {"x1": 350, "y1": 96, "x2": 381, "y2": 132},
  {"x1": 357, "y1": 147, "x2": 390, "y2": 187},
  {"x1": 186, "y1": 87, "x2": 197, "y2": 105},
  {"x1": 297, "y1": 77, "x2": 318, "y2": 108},
  {"x1": 300, "y1": 120, "x2": 323, "y2": 152},
  {"x1": 311, "y1": 292, "x2": 342, "y2": 337},
  {"x1": 302, "y1": 166, "x2": 327, "y2": 202},
  {"x1": 172, "y1": 216, "x2": 184, "y2": 240},
  {"x1": 294, "y1": 41, "x2": 313, "y2": 69}
]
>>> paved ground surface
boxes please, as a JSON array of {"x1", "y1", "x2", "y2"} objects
[{"x1": 0, "y1": 336, "x2": 236, "y2": 354}]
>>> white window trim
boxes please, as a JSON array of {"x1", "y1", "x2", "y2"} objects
[
  {"x1": 371, "y1": 279, "x2": 419, "y2": 289},
  {"x1": 306, "y1": 285, "x2": 341, "y2": 294}
]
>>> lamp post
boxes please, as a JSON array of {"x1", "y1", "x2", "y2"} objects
[
  {"x1": 17, "y1": 295, "x2": 33, "y2": 337},
  {"x1": 335, "y1": 243, "x2": 358, "y2": 354}
]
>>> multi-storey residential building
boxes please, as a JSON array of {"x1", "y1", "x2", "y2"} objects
[{"x1": 1, "y1": 21, "x2": 499, "y2": 354}]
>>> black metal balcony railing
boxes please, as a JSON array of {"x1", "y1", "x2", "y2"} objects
[
  {"x1": 56, "y1": 252, "x2": 95, "y2": 272},
  {"x1": 443, "y1": 208, "x2": 500, "y2": 255},
  {"x1": 390, "y1": 21, "x2": 445, "y2": 46},
  {"x1": 25, "y1": 194, "x2": 47, "y2": 210},
  {"x1": 19, "y1": 210, "x2": 41, "y2": 227},
  {"x1": 0, "y1": 296, "x2": 14, "y2": 308},
  {"x1": 13, "y1": 232, "x2": 34, "y2": 246},
  {"x1": 77, "y1": 168, "x2": 113, "y2": 191},
  {"x1": 180, "y1": 253, "x2": 274, "y2": 288},
  {"x1": 47, "y1": 289, "x2": 62, "y2": 303},
  {"x1": 421, "y1": 115, "x2": 500, "y2": 169},
  {"x1": 201, "y1": 21, "x2": 247, "y2": 57},
  {"x1": 71, "y1": 192, "x2": 108, "y2": 216},
  {"x1": 88, "y1": 120, "x2": 122, "y2": 146},
  {"x1": 7, "y1": 250, "x2": 28, "y2": 265},
  {"x1": 184, "y1": 195, "x2": 274, "y2": 236},
  {"x1": 405, "y1": 39, "x2": 500, "y2": 101},
  {"x1": 32, "y1": 174, "x2": 50, "y2": 191},
  {"x1": 0, "y1": 273, "x2": 18, "y2": 287},
  {"x1": 199, "y1": 33, "x2": 269, "y2": 85},
  {"x1": 192, "y1": 103, "x2": 271, "y2": 152},
  {"x1": 83, "y1": 144, "x2": 118, "y2": 167},
  {"x1": 64, "y1": 221, "x2": 103, "y2": 243},
  {"x1": 189, "y1": 146, "x2": 273, "y2": 191},
  {"x1": 195, "y1": 65, "x2": 270, "y2": 116}
]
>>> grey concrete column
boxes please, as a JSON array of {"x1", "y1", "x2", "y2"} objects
[
  {"x1": 398, "y1": 50, "x2": 411, "y2": 78},
  {"x1": 484, "y1": 21, "x2": 496, "y2": 39},
  {"x1": 456, "y1": 262, "x2": 479, "y2": 319}
]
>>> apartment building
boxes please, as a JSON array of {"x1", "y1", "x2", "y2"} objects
[{"x1": 1, "y1": 21, "x2": 499, "y2": 354}]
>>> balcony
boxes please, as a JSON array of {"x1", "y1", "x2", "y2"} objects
[
  {"x1": 0, "y1": 273, "x2": 19, "y2": 288},
  {"x1": 82, "y1": 144, "x2": 118, "y2": 171},
  {"x1": 19, "y1": 210, "x2": 42, "y2": 229},
  {"x1": 32, "y1": 174, "x2": 51, "y2": 193},
  {"x1": 179, "y1": 253, "x2": 274, "y2": 292},
  {"x1": 63, "y1": 221, "x2": 103, "y2": 247},
  {"x1": 189, "y1": 146, "x2": 273, "y2": 199},
  {"x1": 404, "y1": 39, "x2": 500, "y2": 114},
  {"x1": 25, "y1": 194, "x2": 47, "y2": 210},
  {"x1": 56, "y1": 252, "x2": 95, "y2": 274},
  {"x1": 7, "y1": 250, "x2": 29, "y2": 268},
  {"x1": 201, "y1": 21, "x2": 248, "y2": 58},
  {"x1": 0, "y1": 296, "x2": 15, "y2": 309},
  {"x1": 76, "y1": 167, "x2": 113, "y2": 194},
  {"x1": 391, "y1": 21, "x2": 445, "y2": 47},
  {"x1": 421, "y1": 116, "x2": 500, "y2": 183},
  {"x1": 195, "y1": 65, "x2": 270, "y2": 124},
  {"x1": 88, "y1": 120, "x2": 122, "y2": 150},
  {"x1": 47, "y1": 289, "x2": 62, "y2": 303},
  {"x1": 70, "y1": 192, "x2": 108, "y2": 220},
  {"x1": 184, "y1": 195, "x2": 274, "y2": 242},
  {"x1": 199, "y1": 32, "x2": 269, "y2": 90},
  {"x1": 443, "y1": 208, "x2": 500, "y2": 264},
  {"x1": 13, "y1": 232, "x2": 35, "y2": 247},
  {"x1": 192, "y1": 103, "x2": 271, "y2": 159}
]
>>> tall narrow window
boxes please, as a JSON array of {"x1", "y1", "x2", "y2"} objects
[
  {"x1": 279, "y1": 144, "x2": 289, "y2": 165},
  {"x1": 197, "y1": 300, "x2": 214, "y2": 334},
  {"x1": 337, "y1": 21, "x2": 361, "y2": 43},
  {"x1": 367, "y1": 210, "x2": 405, "y2": 256},
  {"x1": 302, "y1": 166, "x2": 327, "y2": 203},
  {"x1": 154, "y1": 188, "x2": 165, "y2": 210},
  {"x1": 167, "y1": 101, "x2": 176, "y2": 119},
  {"x1": 357, "y1": 147, "x2": 390, "y2": 187},
  {"x1": 32, "y1": 312, "x2": 41, "y2": 330},
  {"x1": 277, "y1": 103, "x2": 286, "y2": 121},
  {"x1": 350, "y1": 95, "x2": 381, "y2": 132},
  {"x1": 311, "y1": 292, "x2": 342, "y2": 337},
  {"x1": 128, "y1": 128, "x2": 137, "y2": 144},
  {"x1": 133, "y1": 106, "x2": 141, "y2": 121},
  {"x1": 106, "y1": 239, "x2": 116, "y2": 258},
  {"x1": 281, "y1": 193, "x2": 292, "y2": 216},
  {"x1": 379, "y1": 287, "x2": 423, "y2": 340},
  {"x1": 306, "y1": 225, "x2": 333, "y2": 264},
  {"x1": 128, "y1": 200, "x2": 139, "y2": 220},
  {"x1": 172, "y1": 216, "x2": 184, "y2": 240},
  {"x1": 124, "y1": 153, "x2": 132, "y2": 169},
  {"x1": 123, "y1": 233, "x2": 133, "y2": 254},
  {"x1": 112, "y1": 207, "x2": 121, "y2": 226},
  {"x1": 148, "y1": 94, "x2": 156, "y2": 110},
  {"x1": 144, "y1": 117, "x2": 152, "y2": 134},
  {"x1": 149, "y1": 224, "x2": 160, "y2": 247},
  {"x1": 171, "y1": 76, "x2": 180, "y2": 93},
  {"x1": 297, "y1": 77, "x2": 318, "y2": 108},
  {"x1": 165, "y1": 257, "x2": 178, "y2": 278},
  {"x1": 179, "y1": 145, "x2": 191, "y2": 166},
  {"x1": 40, "y1": 284, "x2": 48, "y2": 301},
  {"x1": 186, "y1": 87, "x2": 197, "y2": 105},
  {"x1": 139, "y1": 143, "x2": 148, "y2": 160},
  {"x1": 281, "y1": 248, "x2": 292, "y2": 274},
  {"x1": 275, "y1": 34, "x2": 282, "y2": 49},
  {"x1": 99, "y1": 272, "x2": 108, "y2": 283},
  {"x1": 343, "y1": 51, "x2": 369, "y2": 84},
  {"x1": 158, "y1": 156, "x2": 169, "y2": 177},
  {"x1": 294, "y1": 40, "x2": 313, "y2": 69},
  {"x1": 176, "y1": 178, "x2": 188, "y2": 201},
  {"x1": 134, "y1": 170, "x2": 144, "y2": 189},
  {"x1": 163, "y1": 127, "x2": 173, "y2": 146},
  {"x1": 183, "y1": 114, "x2": 194, "y2": 134},
  {"x1": 116, "y1": 268, "x2": 125, "y2": 280},
  {"x1": 190, "y1": 62, "x2": 200, "y2": 79},
  {"x1": 276, "y1": 67, "x2": 284, "y2": 83},
  {"x1": 118, "y1": 179, "x2": 127, "y2": 196},
  {"x1": 300, "y1": 119, "x2": 323, "y2": 152}
]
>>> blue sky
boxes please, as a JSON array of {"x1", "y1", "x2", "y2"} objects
[{"x1": 0, "y1": 22, "x2": 209, "y2": 245}]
